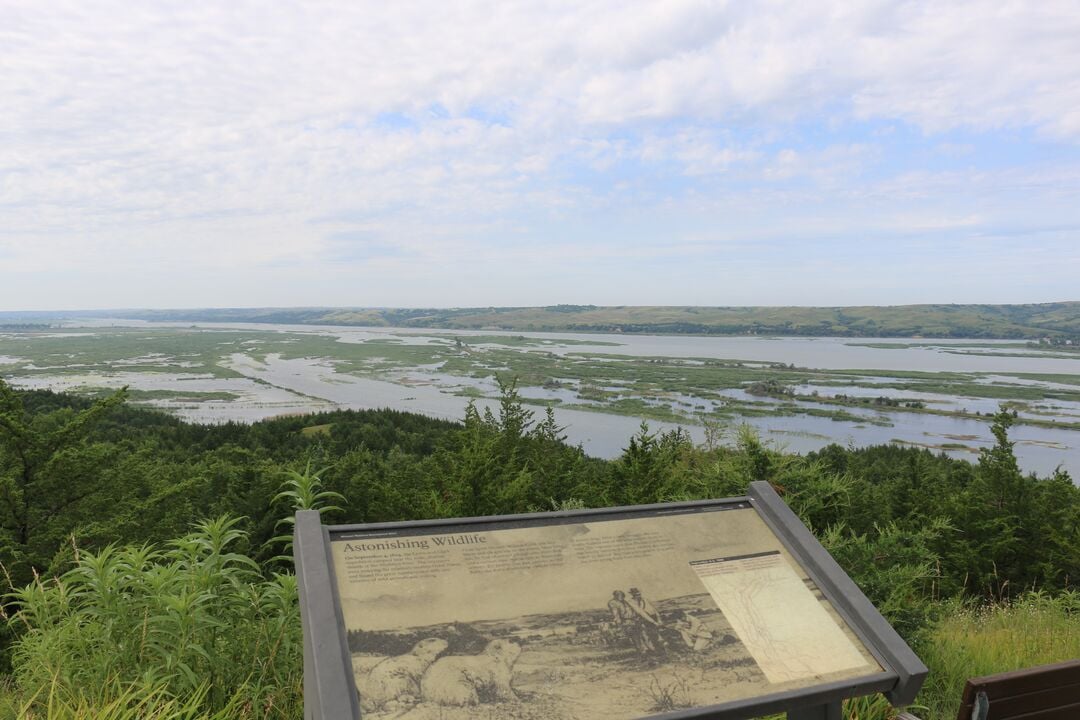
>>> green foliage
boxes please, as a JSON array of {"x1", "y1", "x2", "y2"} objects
[
  {"x1": 0, "y1": 380, "x2": 127, "y2": 582},
  {"x1": 5, "y1": 517, "x2": 301, "y2": 718},
  {"x1": 397, "y1": 378, "x2": 604, "y2": 519},
  {"x1": 841, "y1": 693, "x2": 923, "y2": 720},
  {"x1": 607, "y1": 423, "x2": 694, "y2": 505},
  {"x1": 915, "y1": 592, "x2": 1080, "y2": 720},
  {"x1": 0, "y1": 383, "x2": 130, "y2": 673},
  {"x1": 0, "y1": 383, "x2": 1078, "y2": 719},
  {"x1": 821, "y1": 521, "x2": 948, "y2": 640},
  {"x1": 268, "y1": 458, "x2": 344, "y2": 558},
  {"x1": 928, "y1": 409, "x2": 1080, "y2": 598},
  {"x1": 1, "y1": 680, "x2": 240, "y2": 720},
  {"x1": 105, "y1": 302, "x2": 1080, "y2": 339}
]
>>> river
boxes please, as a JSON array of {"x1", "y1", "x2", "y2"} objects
[{"x1": 9, "y1": 320, "x2": 1080, "y2": 479}]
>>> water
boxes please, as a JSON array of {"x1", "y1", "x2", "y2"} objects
[
  {"x1": 72, "y1": 318, "x2": 1080, "y2": 373},
  {"x1": 218, "y1": 353, "x2": 694, "y2": 454},
  {"x1": 12, "y1": 368, "x2": 335, "y2": 421},
  {"x1": 147, "y1": 352, "x2": 1080, "y2": 477},
  {"x1": 797, "y1": 384, "x2": 1006, "y2": 415},
  {"x1": 9, "y1": 320, "x2": 1080, "y2": 479}
]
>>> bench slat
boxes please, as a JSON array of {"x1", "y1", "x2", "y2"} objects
[
  {"x1": 956, "y1": 682, "x2": 1080, "y2": 719},
  {"x1": 955, "y1": 660, "x2": 1080, "y2": 720},
  {"x1": 962, "y1": 660, "x2": 1080, "y2": 701},
  {"x1": 1007, "y1": 700, "x2": 1080, "y2": 720}
]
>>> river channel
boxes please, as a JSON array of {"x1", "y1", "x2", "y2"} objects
[{"x1": 6, "y1": 320, "x2": 1080, "y2": 479}]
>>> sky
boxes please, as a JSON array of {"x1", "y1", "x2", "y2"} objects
[{"x1": 2, "y1": 0, "x2": 1080, "y2": 311}]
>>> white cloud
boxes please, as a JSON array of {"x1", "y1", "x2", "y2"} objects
[
  {"x1": 2, "y1": 0, "x2": 1080, "y2": 307},
  {"x1": 760, "y1": 144, "x2": 879, "y2": 185}
]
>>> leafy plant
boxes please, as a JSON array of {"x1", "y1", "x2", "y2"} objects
[
  {"x1": 5, "y1": 518, "x2": 302, "y2": 718},
  {"x1": 267, "y1": 458, "x2": 344, "y2": 557},
  {"x1": 1, "y1": 681, "x2": 240, "y2": 720}
]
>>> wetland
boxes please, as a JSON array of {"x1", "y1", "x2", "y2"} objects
[{"x1": 2, "y1": 319, "x2": 1078, "y2": 478}]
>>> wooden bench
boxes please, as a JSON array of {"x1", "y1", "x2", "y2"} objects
[{"x1": 898, "y1": 659, "x2": 1080, "y2": 720}]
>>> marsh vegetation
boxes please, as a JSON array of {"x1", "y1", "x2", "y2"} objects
[{"x1": 2, "y1": 322, "x2": 1078, "y2": 475}]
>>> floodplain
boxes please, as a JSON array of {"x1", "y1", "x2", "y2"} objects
[{"x1": 2, "y1": 320, "x2": 1079, "y2": 477}]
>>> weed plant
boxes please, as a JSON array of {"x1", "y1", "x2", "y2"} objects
[
  {"x1": 5, "y1": 517, "x2": 301, "y2": 718},
  {"x1": 755, "y1": 694, "x2": 918, "y2": 720},
  {"x1": 2, "y1": 681, "x2": 239, "y2": 720},
  {"x1": 915, "y1": 591, "x2": 1080, "y2": 720}
]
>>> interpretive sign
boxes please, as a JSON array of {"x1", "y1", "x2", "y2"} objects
[{"x1": 295, "y1": 482, "x2": 926, "y2": 720}]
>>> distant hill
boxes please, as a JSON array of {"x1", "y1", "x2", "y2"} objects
[{"x1": 6, "y1": 302, "x2": 1080, "y2": 339}]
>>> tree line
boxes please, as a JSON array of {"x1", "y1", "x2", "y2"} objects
[{"x1": 1, "y1": 377, "x2": 1078, "y2": 716}]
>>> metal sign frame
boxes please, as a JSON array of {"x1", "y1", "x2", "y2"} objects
[{"x1": 295, "y1": 481, "x2": 926, "y2": 720}]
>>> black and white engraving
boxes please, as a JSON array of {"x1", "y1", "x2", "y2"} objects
[{"x1": 333, "y1": 509, "x2": 882, "y2": 719}]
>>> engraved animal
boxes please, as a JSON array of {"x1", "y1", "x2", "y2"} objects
[
  {"x1": 420, "y1": 639, "x2": 522, "y2": 706},
  {"x1": 357, "y1": 637, "x2": 449, "y2": 711}
]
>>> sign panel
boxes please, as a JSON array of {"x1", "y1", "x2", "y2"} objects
[{"x1": 328, "y1": 502, "x2": 885, "y2": 719}]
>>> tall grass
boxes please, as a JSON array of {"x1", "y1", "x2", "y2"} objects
[
  {"x1": 754, "y1": 693, "x2": 916, "y2": 720},
  {"x1": 2, "y1": 680, "x2": 239, "y2": 720},
  {"x1": 4, "y1": 517, "x2": 302, "y2": 719},
  {"x1": 916, "y1": 591, "x2": 1080, "y2": 720},
  {"x1": 757, "y1": 592, "x2": 1080, "y2": 720}
]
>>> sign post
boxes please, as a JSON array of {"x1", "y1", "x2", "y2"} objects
[{"x1": 295, "y1": 481, "x2": 926, "y2": 719}]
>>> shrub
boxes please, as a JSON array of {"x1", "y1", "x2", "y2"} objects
[{"x1": 5, "y1": 517, "x2": 301, "y2": 718}]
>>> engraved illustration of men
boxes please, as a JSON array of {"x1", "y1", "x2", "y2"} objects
[
  {"x1": 607, "y1": 590, "x2": 633, "y2": 624},
  {"x1": 670, "y1": 609, "x2": 714, "y2": 652},
  {"x1": 356, "y1": 637, "x2": 449, "y2": 712},
  {"x1": 627, "y1": 587, "x2": 664, "y2": 653},
  {"x1": 420, "y1": 638, "x2": 522, "y2": 706},
  {"x1": 607, "y1": 589, "x2": 646, "y2": 652}
]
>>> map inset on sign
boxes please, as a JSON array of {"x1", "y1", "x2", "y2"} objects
[
  {"x1": 330, "y1": 506, "x2": 884, "y2": 719},
  {"x1": 690, "y1": 551, "x2": 870, "y2": 683}
]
